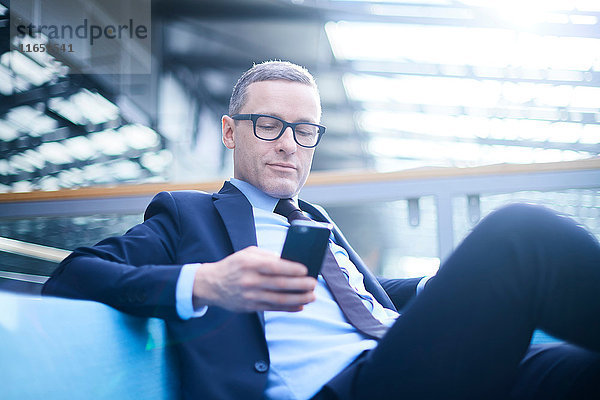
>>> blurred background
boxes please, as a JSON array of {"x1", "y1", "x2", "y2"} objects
[{"x1": 0, "y1": 0, "x2": 599, "y2": 292}]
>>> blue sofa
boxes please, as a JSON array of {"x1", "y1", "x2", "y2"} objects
[
  {"x1": 0, "y1": 290, "x2": 559, "y2": 400},
  {"x1": 0, "y1": 291, "x2": 179, "y2": 400}
]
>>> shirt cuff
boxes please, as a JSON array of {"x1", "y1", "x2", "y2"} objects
[
  {"x1": 176, "y1": 263, "x2": 208, "y2": 320},
  {"x1": 416, "y1": 275, "x2": 434, "y2": 296}
]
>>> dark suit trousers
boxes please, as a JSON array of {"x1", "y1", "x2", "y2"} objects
[{"x1": 317, "y1": 203, "x2": 600, "y2": 399}]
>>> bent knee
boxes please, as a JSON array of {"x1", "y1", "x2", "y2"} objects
[{"x1": 477, "y1": 203, "x2": 563, "y2": 239}]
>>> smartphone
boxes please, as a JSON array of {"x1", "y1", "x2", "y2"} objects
[{"x1": 280, "y1": 220, "x2": 332, "y2": 278}]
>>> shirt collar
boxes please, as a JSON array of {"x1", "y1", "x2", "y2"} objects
[{"x1": 229, "y1": 178, "x2": 298, "y2": 212}]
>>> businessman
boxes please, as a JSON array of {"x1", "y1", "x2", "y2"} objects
[{"x1": 43, "y1": 61, "x2": 600, "y2": 400}]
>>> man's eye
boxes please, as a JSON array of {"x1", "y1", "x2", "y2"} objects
[
  {"x1": 258, "y1": 124, "x2": 277, "y2": 130},
  {"x1": 296, "y1": 127, "x2": 317, "y2": 136}
]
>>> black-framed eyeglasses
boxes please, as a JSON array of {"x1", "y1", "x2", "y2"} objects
[{"x1": 231, "y1": 114, "x2": 326, "y2": 148}]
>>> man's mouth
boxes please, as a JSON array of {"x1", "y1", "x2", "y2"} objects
[{"x1": 267, "y1": 163, "x2": 296, "y2": 170}]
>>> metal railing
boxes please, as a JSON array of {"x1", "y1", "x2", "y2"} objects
[{"x1": 1, "y1": 158, "x2": 598, "y2": 277}]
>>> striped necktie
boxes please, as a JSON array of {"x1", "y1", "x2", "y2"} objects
[{"x1": 274, "y1": 198, "x2": 388, "y2": 339}]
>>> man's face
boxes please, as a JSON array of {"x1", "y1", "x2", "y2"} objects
[{"x1": 222, "y1": 80, "x2": 321, "y2": 198}]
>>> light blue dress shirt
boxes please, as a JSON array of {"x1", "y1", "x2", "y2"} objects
[{"x1": 174, "y1": 179, "x2": 427, "y2": 399}]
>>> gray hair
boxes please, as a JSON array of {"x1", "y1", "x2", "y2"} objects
[{"x1": 228, "y1": 60, "x2": 321, "y2": 117}]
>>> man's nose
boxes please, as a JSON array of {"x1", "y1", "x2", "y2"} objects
[{"x1": 277, "y1": 127, "x2": 297, "y2": 153}]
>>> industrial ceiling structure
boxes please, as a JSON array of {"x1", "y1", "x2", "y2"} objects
[{"x1": 1, "y1": 0, "x2": 599, "y2": 191}]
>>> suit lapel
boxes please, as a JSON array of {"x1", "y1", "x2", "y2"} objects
[
  {"x1": 212, "y1": 182, "x2": 258, "y2": 252},
  {"x1": 212, "y1": 182, "x2": 266, "y2": 328},
  {"x1": 299, "y1": 200, "x2": 397, "y2": 312}
]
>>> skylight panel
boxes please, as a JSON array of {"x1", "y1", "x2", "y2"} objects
[
  {"x1": 120, "y1": 124, "x2": 160, "y2": 150},
  {"x1": 0, "y1": 51, "x2": 54, "y2": 87},
  {"x1": 344, "y1": 74, "x2": 501, "y2": 108},
  {"x1": 345, "y1": 73, "x2": 600, "y2": 112},
  {"x1": 37, "y1": 142, "x2": 74, "y2": 165},
  {"x1": 0, "y1": 119, "x2": 20, "y2": 141},
  {"x1": 580, "y1": 124, "x2": 600, "y2": 144},
  {"x1": 89, "y1": 129, "x2": 128, "y2": 156},
  {"x1": 70, "y1": 90, "x2": 120, "y2": 125},
  {"x1": 575, "y1": 0, "x2": 600, "y2": 12},
  {"x1": 48, "y1": 97, "x2": 87, "y2": 125},
  {"x1": 326, "y1": 21, "x2": 600, "y2": 71},
  {"x1": 358, "y1": 110, "x2": 593, "y2": 144},
  {"x1": 62, "y1": 136, "x2": 97, "y2": 161}
]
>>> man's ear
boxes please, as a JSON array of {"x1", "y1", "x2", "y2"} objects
[{"x1": 222, "y1": 115, "x2": 235, "y2": 149}]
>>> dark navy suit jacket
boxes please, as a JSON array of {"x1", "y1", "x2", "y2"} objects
[{"x1": 43, "y1": 182, "x2": 422, "y2": 400}]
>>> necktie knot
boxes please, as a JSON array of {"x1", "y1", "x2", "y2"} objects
[{"x1": 274, "y1": 199, "x2": 310, "y2": 222}]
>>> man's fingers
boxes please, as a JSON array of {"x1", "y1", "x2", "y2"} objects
[
  {"x1": 255, "y1": 304, "x2": 305, "y2": 313},
  {"x1": 247, "y1": 290, "x2": 316, "y2": 305},
  {"x1": 261, "y1": 290, "x2": 316, "y2": 306},
  {"x1": 258, "y1": 275, "x2": 317, "y2": 292},
  {"x1": 239, "y1": 247, "x2": 309, "y2": 276},
  {"x1": 247, "y1": 289, "x2": 316, "y2": 308},
  {"x1": 199, "y1": 247, "x2": 319, "y2": 313},
  {"x1": 256, "y1": 259, "x2": 308, "y2": 276}
]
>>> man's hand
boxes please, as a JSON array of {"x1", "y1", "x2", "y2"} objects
[{"x1": 192, "y1": 246, "x2": 317, "y2": 313}]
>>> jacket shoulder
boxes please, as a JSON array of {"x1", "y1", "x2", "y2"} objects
[
  {"x1": 144, "y1": 190, "x2": 214, "y2": 220},
  {"x1": 151, "y1": 190, "x2": 213, "y2": 203}
]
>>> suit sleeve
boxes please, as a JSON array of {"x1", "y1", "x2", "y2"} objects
[
  {"x1": 42, "y1": 191, "x2": 185, "y2": 320},
  {"x1": 377, "y1": 277, "x2": 424, "y2": 311}
]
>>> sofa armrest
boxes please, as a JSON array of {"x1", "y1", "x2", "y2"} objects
[{"x1": 0, "y1": 291, "x2": 179, "y2": 400}]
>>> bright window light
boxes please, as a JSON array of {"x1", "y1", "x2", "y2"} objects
[
  {"x1": 369, "y1": 136, "x2": 589, "y2": 169},
  {"x1": 571, "y1": 86, "x2": 600, "y2": 109},
  {"x1": 109, "y1": 160, "x2": 143, "y2": 180},
  {"x1": 569, "y1": 14, "x2": 598, "y2": 24},
  {"x1": 20, "y1": 149, "x2": 46, "y2": 170},
  {"x1": 9, "y1": 153, "x2": 37, "y2": 173},
  {"x1": 140, "y1": 150, "x2": 173, "y2": 174},
  {"x1": 344, "y1": 74, "x2": 502, "y2": 108},
  {"x1": 345, "y1": 73, "x2": 600, "y2": 110},
  {"x1": 81, "y1": 164, "x2": 110, "y2": 182},
  {"x1": 326, "y1": 21, "x2": 600, "y2": 71},
  {"x1": 580, "y1": 124, "x2": 600, "y2": 144},
  {"x1": 360, "y1": 110, "x2": 592, "y2": 145},
  {"x1": 576, "y1": 0, "x2": 600, "y2": 12},
  {"x1": 70, "y1": 90, "x2": 120, "y2": 125},
  {"x1": 37, "y1": 176, "x2": 61, "y2": 191},
  {"x1": 369, "y1": 4, "x2": 474, "y2": 19},
  {"x1": 89, "y1": 129, "x2": 128, "y2": 156},
  {"x1": 546, "y1": 122, "x2": 583, "y2": 143},
  {"x1": 12, "y1": 34, "x2": 68, "y2": 76},
  {"x1": 37, "y1": 142, "x2": 74, "y2": 165},
  {"x1": 63, "y1": 136, "x2": 97, "y2": 161},
  {"x1": 57, "y1": 168, "x2": 85, "y2": 187},
  {"x1": 382, "y1": 255, "x2": 440, "y2": 279},
  {"x1": 545, "y1": 13, "x2": 570, "y2": 24},
  {"x1": 456, "y1": 0, "x2": 574, "y2": 26},
  {"x1": 330, "y1": 0, "x2": 453, "y2": 3},
  {"x1": 0, "y1": 64, "x2": 15, "y2": 95},
  {"x1": 0, "y1": 51, "x2": 54, "y2": 87},
  {"x1": 0, "y1": 159, "x2": 11, "y2": 175},
  {"x1": 48, "y1": 97, "x2": 87, "y2": 125},
  {"x1": 0, "y1": 119, "x2": 20, "y2": 141},
  {"x1": 120, "y1": 124, "x2": 160, "y2": 150},
  {"x1": 5, "y1": 106, "x2": 57, "y2": 135},
  {"x1": 458, "y1": 0, "x2": 574, "y2": 11},
  {"x1": 12, "y1": 181, "x2": 33, "y2": 193}
]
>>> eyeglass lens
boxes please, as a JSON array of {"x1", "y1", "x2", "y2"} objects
[{"x1": 255, "y1": 116, "x2": 319, "y2": 147}]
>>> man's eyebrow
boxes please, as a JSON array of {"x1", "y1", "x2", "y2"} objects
[{"x1": 255, "y1": 112, "x2": 318, "y2": 124}]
